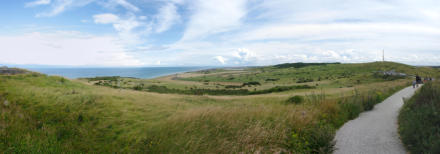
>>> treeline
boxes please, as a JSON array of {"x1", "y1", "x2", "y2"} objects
[
  {"x1": 144, "y1": 85, "x2": 315, "y2": 95},
  {"x1": 273, "y1": 62, "x2": 340, "y2": 69}
]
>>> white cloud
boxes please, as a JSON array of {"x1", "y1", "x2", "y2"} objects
[
  {"x1": 36, "y1": 0, "x2": 74, "y2": 17},
  {"x1": 155, "y1": 2, "x2": 180, "y2": 33},
  {"x1": 0, "y1": 31, "x2": 143, "y2": 66},
  {"x1": 180, "y1": 0, "x2": 247, "y2": 41},
  {"x1": 218, "y1": 1, "x2": 437, "y2": 65},
  {"x1": 421, "y1": 10, "x2": 440, "y2": 20},
  {"x1": 237, "y1": 23, "x2": 440, "y2": 41},
  {"x1": 109, "y1": 0, "x2": 140, "y2": 12},
  {"x1": 99, "y1": 0, "x2": 139, "y2": 12},
  {"x1": 34, "y1": 0, "x2": 98, "y2": 17},
  {"x1": 139, "y1": 16, "x2": 147, "y2": 20},
  {"x1": 32, "y1": 0, "x2": 139, "y2": 17},
  {"x1": 112, "y1": 16, "x2": 140, "y2": 32},
  {"x1": 93, "y1": 13, "x2": 120, "y2": 24},
  {"x1": 233, "y1": 48, "x2": 254, "y2": 60},
  {"x1": 20, "y1": 0, "x2": 440, "y2": 66},
  {"x1": 25, "y1": 0, "x2": 51, "y2": 7},
  {"x1": 93, "y1": 13, "x2": 147, "y2": 45},
  {"x1": 231, "y1": 48, "x2": 259, "y2": 65},
  {"x1": 215, "y1": 56, "x2": 226, "y2": 64}
]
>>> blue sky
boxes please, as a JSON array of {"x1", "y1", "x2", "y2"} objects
[{"x1": 1, "y1": 0, "x2": 439, "y2": 66}]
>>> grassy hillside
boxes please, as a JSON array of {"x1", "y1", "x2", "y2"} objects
[
  {"x1": 81, "y1": 62, "x2": 437, "y2": 94},
  {"x1": 399, "y1": 81, "x2": 440, "y2": 153},
  {"x1": 0, "y1": 62, "x2": 437, "y2": 153}
]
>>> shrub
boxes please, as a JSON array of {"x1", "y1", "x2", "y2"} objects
[
  {"x1": 373, "y1": 72, "x2": 405, "y2": 81},
  {"x1": 145, "y1": 85, "x2": 315, "y2": 96},
  {"x1": 225, "y1": 85, "x2": 242, "y2": 89},
  {"x1": 274, "y1": 62, "x2": 340, "y2": 69},
  {"x1": 399, "y1": 81, "x2": 440, "y2": 154},
  {"x1": 287, "y1": 122, "x2": 335, "y2": 153},
  {"x1": 242, "y1": 81, "x2": 261, "y2": 87},
  {"x1": 94, "y1": 81, "x2": 102, "y2": 85},
  {"x1": 60, "y1": 77, "x2": 66, "y2": 83},
  {"x1": 133, "y1": 83, "x2": 144, "y2": 90},
  {"x1": 265, "y1": 78, "x2": 279, "y2": 81},
  {"x1": 85, "y1": 76, "x2": 120, "y2": 81},
  {"x1": 340, "y1": 99, "x2": 363, "y2": 120},
  {"x1": 251, "y1": 85, "x2": 315, "y2": 95},
  {"x1": 286, "y1": 96, "x2": 304, "y2": 104},
  {"x1": 296, "y1": 77, "x2": 314, "y2": 83}
]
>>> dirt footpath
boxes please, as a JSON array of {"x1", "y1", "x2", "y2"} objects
[{"x1": 334, "y1": 86, "x2": 420, "y2": 154}]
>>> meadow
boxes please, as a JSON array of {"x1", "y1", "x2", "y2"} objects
[
  {"x1": 1, "y1": 62, "x2": 438, "y2": 153},
  {"x1": 82, "y1": 62, "x2": 435, "y2": 93}
]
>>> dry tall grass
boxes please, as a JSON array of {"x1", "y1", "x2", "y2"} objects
[{"x1": 0, "y1": 72, "x2": 409, "y2": 153}]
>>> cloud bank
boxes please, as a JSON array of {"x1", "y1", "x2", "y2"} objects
[
  {"x1": 0, "y1": 32, "x2": 143, "y2": 66},
  {"x1": 2, "y1": 0, "x2": 440, "y2": 66}
]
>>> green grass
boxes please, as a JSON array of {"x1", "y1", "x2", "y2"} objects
[
  {"x1": 83, "y1": 62, "x2": 436, "y2": 94},
  {"x1": 180, "y1": 62, "x2": 434, "y2": 85},
  {"x1": 143, "y1": 84, "x2": 314, "y2": 95},
  {"x1": 0, "y1": 62, "x2": 437, "y2": 153},
  {"x1": 273, "y1": 62, "x2": 341, "y2": 69},
  {"x1": 399, "y1": 81, "x2": 440, "y2": 153}
]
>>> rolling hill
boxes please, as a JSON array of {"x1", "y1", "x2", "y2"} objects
[{"x1": 0, "y1": 62, "x2": 438, "y2": 153}]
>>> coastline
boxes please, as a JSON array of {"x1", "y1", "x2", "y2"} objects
[{"x1": 25, "y1": 67, "x2": 215, "y2": 79}]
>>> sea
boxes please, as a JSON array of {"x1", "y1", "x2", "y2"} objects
[{"x1": 26, "y1": 67, "x2": 211, "y2": 79}]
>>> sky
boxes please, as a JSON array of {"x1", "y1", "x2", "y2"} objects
[{"x1": 0, "y1": 0, "x2": 439, "y2": 67}]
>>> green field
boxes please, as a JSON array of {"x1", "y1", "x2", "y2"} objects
[
  {"x1": 0, "y1": 62, "x2": 438, "y2": 153},
  {"x1": 81, "y1": 62, "x2": 437, "y2": 94}
]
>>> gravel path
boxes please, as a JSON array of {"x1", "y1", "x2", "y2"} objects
[{"x1": 334, "y1": 86, "x2": 420, "y2": 154}]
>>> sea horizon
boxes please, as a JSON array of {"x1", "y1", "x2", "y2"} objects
[{"x1": 25, "y1": 67, "x2": 213, "y2": 79}]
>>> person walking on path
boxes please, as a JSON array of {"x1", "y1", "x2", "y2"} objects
[
  {"x1": 412, "y1": 80, "x2": 417, "y2": 88},
  {"x1": 416, "y1": 75, "x2": 422, "y2": 87}
]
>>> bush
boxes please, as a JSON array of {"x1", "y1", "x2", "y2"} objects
[
  {"x1": 249, "y1": 85, "x2": 314, "y2": 95},
  {"x1": 145, "y1": 85, "x2": 315, "y2": 96},
  {"x1": 225, "y1": 85, "x2": 242, "y2": 89},
  {"x1": 340, "y1": 99, "x2": 363, "y2": 120},
  {"x1": 133, "y1": 84, "x2": 144, "y2": 90},
  {"x1": 287, "y1": 122, "x2": 335, "y2": 153},
  {"x1": 60, "y1": 77, "x2": 66, "y2": 83},
  {"x1": 85, "y1": 76, "x2": 120, "y2": 81},
  {"x1": 274, "y1": 62, "x2": 340, "y2": 69},
  {"x1": 265, "y1": 78, "x2": 279, "y2": 81},
  {"x1": 399, "y1": 82, "x2": 440, "y2": 154},
  {"x1": 336, "y1": 89, "x2": 390, "y2": 121},
  {"x1": 373, "y1": 72, "x2": 405, "y2": 81},
  {"x1": 242, "y1": 81, "x2": 261, "y2": 87},
  {"x1": 296, "y1": 77, "x2": 314, "y2": 83},
  {"x1": 286, "y1": 96, "x2": 304, "y2": 104}
]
